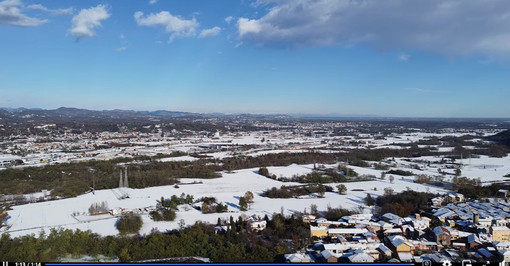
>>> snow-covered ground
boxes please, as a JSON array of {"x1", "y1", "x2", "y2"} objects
[
  {"x1": 2, "y1": 129, "x2": 509, "y2": 238},
  {"x1": 392, "y1": 154, "x2": 510, "y2": 183},
  {"x1": 158, "y1": 156, "x2": 198, "y2": 162},
  {"x1": 2, "y1": 163, "x2": 449, "y2": 238}
]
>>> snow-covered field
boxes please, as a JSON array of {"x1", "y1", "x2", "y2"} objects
[
  {"x1": 2, "y1": 163, "x2": 450, "y2": 238},
  {"x1": 392, "y1": 154, "x2": 510, "y2": 183}
]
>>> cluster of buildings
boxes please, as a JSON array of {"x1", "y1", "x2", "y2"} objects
[{"x1": 285, "y1": 199, "x2": 510, "y2": 263}]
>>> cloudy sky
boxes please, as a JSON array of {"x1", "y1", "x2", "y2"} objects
[{"x1": 1, "y1": 0, "x2": 509, "y2": 117}]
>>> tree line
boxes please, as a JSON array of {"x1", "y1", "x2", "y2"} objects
[{"x1": 0, "y1": 214, "x2": 311, "y2": 262}]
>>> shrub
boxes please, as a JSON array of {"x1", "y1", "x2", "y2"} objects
[
  {"x1": 324, "y1": 206, "x2": 352, "y2": 221},
  {"x1": 364, "y1": 194, "x2": 375, "y2": 206},
  {"x1": 216, "y1": 203, "x2": 228, "y2": 213},
  {"x1": 338, "y1": 165, "x2": 358, "y2": 177},
  {"x1": 337, "y1": 184, "x2": 347, "y2": 195},
  {"x1": 351, "y1": 160, "x2": 370, "y2": 168},
  {"x1": 116, "y1": 213, "x2": 143, "y2": 234},
  {"x1": 258, "y1": 167, "x2": 271, "y2": 177},
  {"x1": 415, "y1": 174, "x2": 432, "y2": 184},
  {"x1": 150, "y1": 208, "x2": 176, "y2": 221},
  {"x1": 387, "y1": 169, "x2": 414, "y2": 176}
]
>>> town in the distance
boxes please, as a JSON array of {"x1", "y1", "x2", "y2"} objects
[{"x1": 1, "y1": 107, "x2": 510, "y2": 263}]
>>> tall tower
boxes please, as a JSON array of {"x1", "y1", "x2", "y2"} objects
[
  {"x1": 119, "y1": 169, "x2": 124, "y2": 188},
  {"x1": 473, "y1": 213, "x2": 479, "y2": 224},
  {"x1": 124, "y1": 166, "x2": 129, "y2": 188}
]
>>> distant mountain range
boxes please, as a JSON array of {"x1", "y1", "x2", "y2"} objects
[
  {"x1": 1, "y1": 107, "x2": 509, "y2": 122},
  {"x1": 1, "y1": 107, "x2": 191, "y2": 117},
  {"x1": 0, "y1": 107, "x2": 292, "y2": 121}
]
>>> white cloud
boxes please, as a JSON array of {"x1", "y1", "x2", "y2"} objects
[
  {"x1": 70, "y1": 5, "x2": 110, "y2": 40},
  {"x1": 238, "y1": 18, "x2": 262, "y2": 36},
  {"x1": 116, "y1": 46, "x2": 127, "y2": 52},
  {"x1": 134, "y1": 11, "x2": 198, "y2": 42},
  {"x1": 198, "y1": 26, "x2": 221, "y2": 38},
  {"x1": 224, "y1": 16, "x2": 234, "y2": 24},
  {"x1": 238, "y1": 0, "x2": 510, "y2": 57},
  {"x1": 0, "y1": 0, "x2": 47, "y2": 26},
  {"x1": 399, "y1": 53, "x2": 411, "y2": 62},
  {"x1": 149, "y1": 0, "x2": 157, "y2": 5},
  {"x1": 27, "y1": 4, "x2": 73, "y2": 15},
  {"x1": 70, "y1": 5, "x2": 110, "y2": 39}
]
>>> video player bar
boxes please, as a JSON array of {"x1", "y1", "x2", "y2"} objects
[{"x1": 1, "y1": 262, "x2": 509, "y2": 266}]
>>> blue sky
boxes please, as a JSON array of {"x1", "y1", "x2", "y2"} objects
[{"x1": 1, "y1": 0, "x2": 510, "y2": 117}]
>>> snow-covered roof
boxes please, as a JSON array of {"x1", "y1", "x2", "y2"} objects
[
  {"x1": 433, "y1": 226, "x2": 451, "y2": 236},
  {"x1": 321, "y1": 250, "x2": 337, "y2": 260},
  {"x1": 311, "y1": 226, "x2": 328, "y2": 231},
  {"x1": 348, "y1": 252, "x2": 374, "y2": 263},
  {"x1": 397, "y1": 252, "x2": 413, "y2": 262},
  {"x1": 328, "y1": 228, "x2": 368, "y2": 235},
  {"x1": 389, "y1": 235, "x2": 413, "y2": 248},
  {"x1": 384, "y1": 228, "x2": 403, "y2": 234},
  {"x1": 378, "y1": 244, "x2": 391, "y2": 254}
]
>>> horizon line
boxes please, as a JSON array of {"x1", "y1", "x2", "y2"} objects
[{"x1": 1, "y1": 106, "x2": 510, "y2": 120}]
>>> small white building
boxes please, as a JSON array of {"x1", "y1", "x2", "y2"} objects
[
  {"x1": 109, "y1": 208, "x2": 124, "y2": 216},
  {"x1": 250, "y1": 220, "x2": 267, "y2": 232}
]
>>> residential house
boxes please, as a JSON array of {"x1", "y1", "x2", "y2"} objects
[
  {"x1": 467, "y1": 234, "x2": 482, "y2": 249},
  {"x1": 383, "y1": 213, "x2": 403, "y2": 226},
  {"x1": 388, "y1": 235, "x2": 414, "y2": 253},
  {"x1": 447, "y1": 193, "x2": 465, "y2": 203},
  {"x1": 320, "y1": 250, "x2": 339, "y2": 263},
  {"x1": 431, "y1": 197, "x2": 444, "y2": 207},
  {"x1": 302, "y1": 214, "x2": 316, "y2": 223},
  {"x1": 412, "y1": 241, "x2": 440, "y2": 253},
  {"x1": 433, "y1": 208, "x2": 456, "y2": 222},
  {"x1": 310, "y1": 226, "x2": 328, "y2": 238},
  {"x1": 384, "y1": 228, "x2": 403, "y2": 236},
  {"x1": 328, "y1": 228, "x2": 368, "y2": 239},
  {"x1": 491, "y1": 226, "x2": 510, "y2": 242},
  {"x1": 397, "y1": 252, "x2": 414, "y2": 262},
  {"x1": 410, "y1": 214, "x2": 431, "y2": 230},
  {"x1": 378, "y1": 244, "x2": 392, "y2": 258},
  {"x1": 378, "y1": 221, "x2": 395, "y2": 230},
  {"x1": 433, "y1": 226, "x2": 452, "y2": 246},
  {"x1": 348, "y1": 251, "x2": 375, "y2": 263},
  {"x1": 284, "y1": 253, "x2": 312, "y2": 263}
]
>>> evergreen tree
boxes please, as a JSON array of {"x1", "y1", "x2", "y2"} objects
[
  {"x1": 239, "y1": 196, "x2": 248, "y2": 211},
  {"x1": 364, "y1": 193, "x2": 375, "y2": 206},
  {"x1": 337, "y1": 184, "x2": 347, "y2": 195}
]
